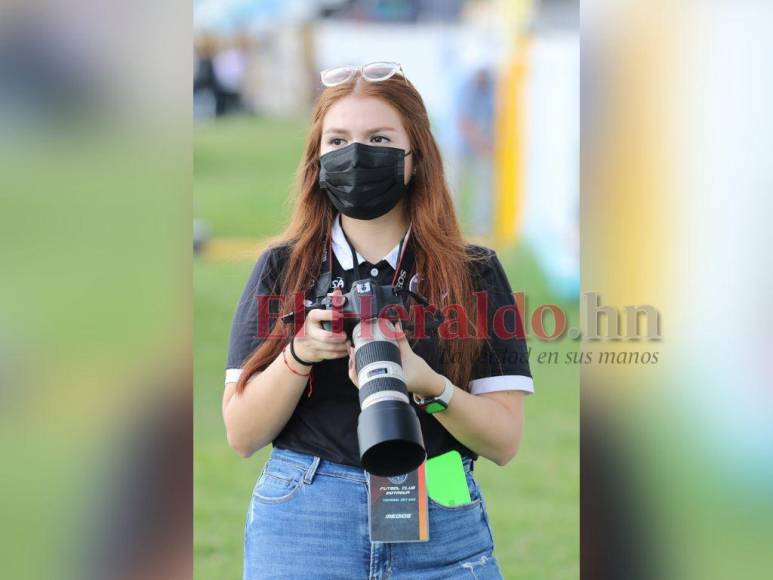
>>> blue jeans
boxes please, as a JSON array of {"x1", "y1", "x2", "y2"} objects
[{"x1": 244, "y1": 447, "x2": 502, "y2": 579}]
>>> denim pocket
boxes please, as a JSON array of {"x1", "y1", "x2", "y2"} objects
[
  {"x1": 427, "y1": 495, "x2": 482, "y2": 512},
  {"x1": 424, "y1": 472, "x2": 494, "y2": 563},
  {"x1": 251, "y1": 459, "x2": 305, "y2": 504},
  {"x1": 426, "y1": 470, "x2": 483, "y2": 512}
]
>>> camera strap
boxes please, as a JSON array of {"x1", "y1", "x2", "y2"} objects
[
  {"x1": 312, "y1": 223, "x2": 417, "y2": 301},
  {"x1": 391, "y1": 226, "x2": 414, "y2": 295},
  {"x1": 311, "y1": 235, "x2": 334, "y2": 303},
  {"x1": 390, "y1": 230, "x2": 439, "y2": 316}
]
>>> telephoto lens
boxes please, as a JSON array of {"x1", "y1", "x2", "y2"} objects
[{"x1": 353, "y1": 318, "x2": 426, "y2": 477}]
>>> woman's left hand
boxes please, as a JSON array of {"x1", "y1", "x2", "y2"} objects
[{"x1": 347, "y1": 321, "x2": 444, "y2": 399}]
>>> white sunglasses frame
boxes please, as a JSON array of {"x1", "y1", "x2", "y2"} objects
[{"x1": 320, "y1": 61, "x2": 407, "y2": 88}]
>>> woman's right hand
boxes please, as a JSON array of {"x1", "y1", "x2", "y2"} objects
[{"x1": 292, "y1": 301, "x2": 350, "y2": 363}]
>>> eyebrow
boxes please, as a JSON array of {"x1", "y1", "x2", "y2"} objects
[{"x1": 322, "y1": 126, "x2": 398, "y2": 135}]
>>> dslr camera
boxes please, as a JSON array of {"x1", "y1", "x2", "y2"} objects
[{"x1": 305, "y1": 277, "x2": 426, "y2": 477}]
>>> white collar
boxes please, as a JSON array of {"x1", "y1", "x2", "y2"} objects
[{"x1": 331, "y1": 214, "x2": 410, "y2": 271}]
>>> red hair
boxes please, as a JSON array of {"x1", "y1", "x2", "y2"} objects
[{"x1": 236, "y1": 76, "x2": 483, "y2": 394}]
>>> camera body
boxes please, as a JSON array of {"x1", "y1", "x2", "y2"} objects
[{"x1": 316, "y1": 277, "x2": 403, "y2": 335}]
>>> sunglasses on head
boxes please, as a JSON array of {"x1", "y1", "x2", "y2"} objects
[{"x1": 320, "y1": 61, "x2": 407, "y2": 88}]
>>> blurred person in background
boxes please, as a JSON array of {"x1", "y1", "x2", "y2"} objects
[
  {"x1": 194, "y1": 34, "x2": 219, "y2": 119},
  {"x1": 222, "y1": 62, "x2": 533, "y2": 579},
  {"x1": 457, "y1": 67, "x2": 496, "y2": 237},
  {"x1": 212, "y1": 34, "x2": 249, "y2": 115},
  {"x1": 194, "y1": 33, "x2": 247, "y2": 119}
]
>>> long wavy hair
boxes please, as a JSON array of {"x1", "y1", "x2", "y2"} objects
[{"x1": 236, "y1": 75, "x2": 483, "y2": 394}]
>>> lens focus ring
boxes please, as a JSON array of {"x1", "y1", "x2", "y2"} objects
[
  {"x1": 355, "y1": 341, "x2": 400, "y2": 370},
  {"x1": 359, "y1": 377, "x2": 409, "y2": 407}
]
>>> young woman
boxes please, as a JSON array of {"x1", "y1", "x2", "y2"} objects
[{"x1": 223, "y1": 62, "x2": 533, "y2": 579}]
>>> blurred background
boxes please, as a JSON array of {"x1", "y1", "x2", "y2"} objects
[
  {"x1": 581, "y1": 1, "x2": 773, "y2": 578},
  {"x1": 5, "y1": 1, "x2": 769, "y2": 579},
  {"x1": 193, "y1": 1, "x2": 579, "y2": 578}
]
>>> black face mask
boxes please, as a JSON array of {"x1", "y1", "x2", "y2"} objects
[{"x1": 319, "y1": 142, "x2": 410, "y2": 220}]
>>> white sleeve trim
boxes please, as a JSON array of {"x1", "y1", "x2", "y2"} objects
[
  {"x1": 469, "y1": 375, "x2": 534, "y2": 395},
  {"x1": 225, "y1": 368, "x2": 243, "y2": 385}
]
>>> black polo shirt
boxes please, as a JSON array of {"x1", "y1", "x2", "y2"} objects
[{"x1": 226, "y1": 229, "x2": 533, "y2": 467}]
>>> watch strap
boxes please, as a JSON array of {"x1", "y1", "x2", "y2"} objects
[{"x1": 414, "y1": 376, "x2": 454, "y2": 413}]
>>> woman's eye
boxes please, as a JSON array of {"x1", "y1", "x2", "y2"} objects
[
  {"x1": 328, "y1": 138, "x2": 346, "y2": 146},
  {"x1": 370, "y1": 135, "x2": 390, "y2": 144}
]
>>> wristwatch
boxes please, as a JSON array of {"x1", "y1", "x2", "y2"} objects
[{"x1": 413, "y1": 375, "x2": 454, "y2": 414}]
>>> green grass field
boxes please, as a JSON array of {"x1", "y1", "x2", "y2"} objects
[{"x1": 194, "y1": 115, "x2": 579, "y2": 579}]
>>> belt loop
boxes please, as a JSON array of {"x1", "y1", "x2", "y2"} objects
[{"x1": 304, "y1": 455, "x2": 321, "y2": 484}]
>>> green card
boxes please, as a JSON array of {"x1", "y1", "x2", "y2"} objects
[{"x1": 425, "y1": 450, "x2": 472, "y2": 507}]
